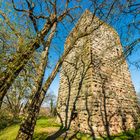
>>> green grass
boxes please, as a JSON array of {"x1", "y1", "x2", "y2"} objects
[
  {"x1": 73, "y1": 129, "x2": 140, "y2": 140},
  {"x1": 0, "y1": 124, "x2": 19, "y2": 140},
  {"x1": 0, "y1": 118, "x2": 140, "y2": 140},
  {"x1": 34, "y1": 117, "x2": 60, "y2": 140},
  {"x1": 0, "y1": 117, "x2": 60, "y2": 140}
]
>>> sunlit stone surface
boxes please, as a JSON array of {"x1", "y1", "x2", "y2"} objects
[{"x1": 57, "y1": 10, "x2": 139, "y2": 137}]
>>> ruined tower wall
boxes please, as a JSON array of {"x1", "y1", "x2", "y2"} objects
[
  {"x1": 88, "y1": 24, "x2": 138, "y2": 135},
  {"x1": 57, "y1": 10, "x2": 139, "y2": 137}
]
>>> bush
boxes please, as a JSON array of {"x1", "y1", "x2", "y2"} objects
[
  {"x1": 0, "y1": 110, "x2": 13, "y2": 130},
  {"x1": 0, "y1": 109, "x2": 21, "y2": 130}
]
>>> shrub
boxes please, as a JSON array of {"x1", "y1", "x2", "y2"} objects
[
  {"x1": 0, "y1": 109, "x2": 21, "y2": 130},
  {"x1": 0, "y1": 110, "x2": 13, "y2": 129}
]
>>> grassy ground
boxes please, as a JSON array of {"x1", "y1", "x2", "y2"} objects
[
  {"x1": 0, "y1": 118, "x2": 140, "y2": 140},
  {"x1": 0, "y1": 117, "x2": 60, "y2": 140}
]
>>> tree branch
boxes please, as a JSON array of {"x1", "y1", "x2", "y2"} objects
[{"x1": 0, "y1": 10, "x2": 21, "y2": 38}]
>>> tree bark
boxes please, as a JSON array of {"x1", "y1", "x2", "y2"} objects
[
  {"x1": 0, "y1": 7, "x2": 75, "y2": 107},
  {"x1": 0, "y1": 16, "x2": 56, "y2": 108},
  {"x1": 16, "y1": 25, "x2": 95, "y2": 139},
  {"x1": 16, "y1": 22, "x2": 57, "y2": 139},
  {"x1": 15, "y1": 15, "x2": 102, "y2": 138}
]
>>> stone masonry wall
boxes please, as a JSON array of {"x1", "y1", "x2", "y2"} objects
[{"x1": 57, "y1": 10, "x2": 139, "y2": 137}]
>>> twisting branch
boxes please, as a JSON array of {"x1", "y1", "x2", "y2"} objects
[
  {"x1": 11, "y1": 0, "x2": 29, "y2": 13},
  {"x1": 57, "y1": 6, "x2": 80, "y2": 21},
  {"x1": 25, "y1": 0, "x2": 38, "y2": 32},
  {"x1": 48, "y1": 0, "x2": 57, "y2": 17},
  {"x1": 0, "y1": 10, "x2": 21, "y2": 38},
  {"x1": 12, "y1": 0, "x2": 38, "y2": 32},
  {"x1": 12, "y1": 0, "x2": 49, "y2": 19},
  {"x1": 124, "y1": 38, "x2": 140, "y2": 57}
]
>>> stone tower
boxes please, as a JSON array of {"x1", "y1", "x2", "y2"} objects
[{"x1": 57, "y1": 10, "x2": 139, "y2": 137}]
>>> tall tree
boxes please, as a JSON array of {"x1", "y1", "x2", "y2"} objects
[{"x1": 0, "y1": 0, "x2": 79, "y2": 107}]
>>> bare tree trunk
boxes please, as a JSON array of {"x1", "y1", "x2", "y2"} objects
[
  {"x1": 16, "y1": 93, "x2": 45, "y2": 139},
  {"x1": 0, "y1": 9, "x2": 70, "y2": 107},
  {"x1": 16, "y1": 44, "x2": 74, "y2": 139},
  {"x1": 16, "y1": 22, "x2": 57, "y2": 139},
  {"x1": 16, "y1": 15, "x2": 102, "y2": 138},
  {"x1": 0, "y1": 6, "x2": 75, "y2": 107},
  {"x1": 16, "y1": 62, "x2": 64, "y2": 139},
  {"x1": 0, "y1": 17, "x2": 56, "y2": 108}
]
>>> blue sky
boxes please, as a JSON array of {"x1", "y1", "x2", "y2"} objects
[
  {"x1": 126, "y1": 43, "x2": 140, "y2": 93},
  {"x1": 130, "y1": 67, "x2": 140, "y2": 93}
]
